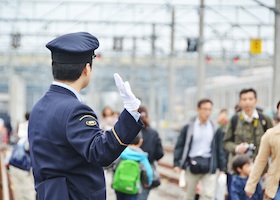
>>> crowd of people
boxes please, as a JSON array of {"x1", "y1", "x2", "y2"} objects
[
  {"x1": 2, "y1": 79, "x2": 280, "y2": 200},
  {"x1": 2, "y1": 32, "x2": 280, "y2": 200},
  {"x1": 79, "y1": 86, "x2": 280, "y2": 200},
  {"x1": 173, "y1": 88, "x2": 280, "y2": 200},
  {"x1": 5, "y1": 86, "x2": 280, "y2": 200}
]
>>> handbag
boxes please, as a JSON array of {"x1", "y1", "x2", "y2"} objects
[
  {"x1": 189, "y1": 156, "x2": 210, "y2": 174},
  {"x1": 150, "y1": 162, "x2": 161, "y2": 188},
  {"x1": 9, "y1": 142, "x2": 31, "y2": 171}
]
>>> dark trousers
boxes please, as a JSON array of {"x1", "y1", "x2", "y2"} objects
[
  {"x1": 137, "y1": 187, "x2": 151, "y2": 200},
  {"x1": 115, "y1": 191, "x2": 138, "y2": 200},
  {"x1": 226, "y1": 173, "x2": 233, "y2": 200}
]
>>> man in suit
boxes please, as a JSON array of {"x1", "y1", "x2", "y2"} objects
[{"x1": 28, "y1": 32, "x2": 143, "y2": 200}]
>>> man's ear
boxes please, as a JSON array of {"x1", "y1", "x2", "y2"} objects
[{"x1": 84, "y1": 63, "x2": 91, "y2": 76}]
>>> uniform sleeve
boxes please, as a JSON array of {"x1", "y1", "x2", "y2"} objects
[
  {"x1": 173, "y1": 125, "x2": 188, "y2": 167},
  {"x1": 245, "y1": 133, "x2": 271, "y2": 195},
  {"x1": 66, "y1": 105, "x2": 143, "y2": 167},
  {"x1": 223, "y1": 118, "x2": 238, "y2": 154}
]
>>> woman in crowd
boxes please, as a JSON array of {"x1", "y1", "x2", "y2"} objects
[{"x1": 137, "y1": 105, "x2": 164, "y2": 200}]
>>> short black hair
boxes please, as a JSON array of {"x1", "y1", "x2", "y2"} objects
[
  {"x1": 232, "y1": 154, "x2": 251, "y2": 174},
  {"x1": 197, "y1": 98, "x2": 213, "y2": 108},
  {"x1": 277, "y1": 100, "x2": 280, "y2": 110},
  {"x1": 25, "y1": 112, "x2": 30, "y2": 121},
  {"x1": 130, "y1": 132, "x2": 143, "y2": 145},
  {"x1": 239, "y1": 88, "x2": 257, "y2": 99},
  {"x1": 52, "y1": 61, "x2": 91, "y2": 81}
]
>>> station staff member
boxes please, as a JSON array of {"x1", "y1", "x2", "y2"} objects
[{"x1": 28, "y1": 32, "x2": 143, "y2": 200}]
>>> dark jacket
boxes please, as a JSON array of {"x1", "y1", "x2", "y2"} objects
[
  {"x1": 28, "y1": 85, "x2": 143, "y2": 200},
  {"x1": 140, "y1": 127, "x2": 164, "y2": 164},
  {"x1": 223, "y1": 112, "x2": 273, "y2": 160},
  {"x1": 173, "y1": 119, "x2": 226, "y2": 173},
  {"x1": 231, "y1": 176, "x2": 262, "y2": 200},
  {"x1": 223, "y1": 112, "x2": 273, "y2": 172}
]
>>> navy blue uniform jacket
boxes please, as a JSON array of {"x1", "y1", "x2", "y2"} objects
[{"x1": 28, "y1": 85, "x2": 143, "y2": 200}]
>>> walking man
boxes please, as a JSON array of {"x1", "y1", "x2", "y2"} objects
[{"x1": 173, "y1": 99, "x2": 226, "y2": 200}]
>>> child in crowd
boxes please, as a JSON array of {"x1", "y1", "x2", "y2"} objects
[
  {"x1": 230, "y1": 154, "x2": 263, "y2": 200},
  {"x1": 113, "y1": 132, "x2": 153, "y2": 200}
]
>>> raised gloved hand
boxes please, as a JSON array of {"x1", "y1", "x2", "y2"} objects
[{"x1": 114, "y1": 73, "x2": 141, "y2": 111}]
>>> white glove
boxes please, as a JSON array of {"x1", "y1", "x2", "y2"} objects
[{"x1": 114, "y1": 73, "x2": 141, "y2": 111}]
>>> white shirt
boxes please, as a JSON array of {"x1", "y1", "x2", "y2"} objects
[
  {"x1": 242, "y1": 109, "x2": 259, "y2": 123},
  {"x1": 189, "y1": 117, "x2": 213, "y2": 158}
]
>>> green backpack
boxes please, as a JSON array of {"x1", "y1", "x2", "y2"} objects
[{"x1": 113, "y1": 159, "x2": 140, "y2": 195}]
